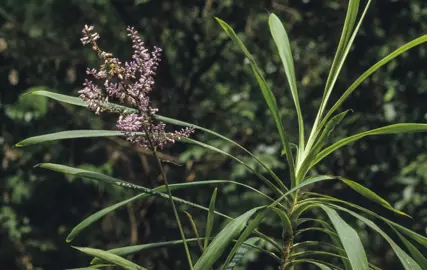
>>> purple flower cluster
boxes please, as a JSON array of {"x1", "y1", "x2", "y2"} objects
[{"x1": 79, "y1": 25, "x2": 193, "y2": 149}]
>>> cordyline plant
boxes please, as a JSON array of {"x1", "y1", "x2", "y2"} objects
[{"x1": 16, "y1": 1, "x2": 427, "y2": 269}]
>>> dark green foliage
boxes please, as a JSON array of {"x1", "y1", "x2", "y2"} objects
[{"x1": 2, "y1": 1, "x2": 427, "y2": 269}]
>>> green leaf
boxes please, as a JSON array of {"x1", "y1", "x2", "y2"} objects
[
  {"x1": 43, "y1": 163, "x2": 275, "y2": 245},
  {"x1": 307, "y1": 0, "x2": 363, "y2": 151},
  {"x1": 269, "y1": 13, "x2": 304, "y2": 156},
  {"x1": 91, "y1": 238, "x2": 203, "y2": 265},
  {"x1": 225, "y1": 237, "x2": 261, "y2": 270},
  {"x1": 205, "y1": 188, "x2": 218, "y2": 250},
  {"x1": 304, "y1": 192, "x2": 427, "y2": 249},
  {"x1": 15, "y1": 130, "x2": 144, "y2": 147},
  {"x1": 222, "y1": 207, "x2": 291, "y2": 269},
  {"x1": 298, "y1": 111, "x2": 350, "y2": 179},
  {"x1": 314, "y1": 123, "x2": 427, "y2": 166},
  {"x1": 91, "y1": 238, "x2": 278, "y2": 266},
  {"x1": 319, "y1": 205, "x2": 369, "y2": 270},
  {"x1": 221, "y1": 210, "x2": 267, "y2": 269},
  {"x1": 392, "y1": 228, "x2": 427, "y2": 269},
  {"x1": 338, "y1": 177, "x2": 409, "y2": 217},
  {"x1": 268, "y1": 175, "x2": 336, "y2": 209},
  {"x1": 25, "y1": 90, "x2": 284, "y2": 192},
  {"x1": 311, "y1": 262, "x2": 333, "y2": 270},
  {"x1": 288, "y1": 259, "x2": 338, "y2": 270},
  {"x1": 26, "y1": 90, "x2": 87, "y2": 107},
  {"x1": 271, "y1": 207, "x2": 293, "y2": 235},
  {"x1": 215, "y1": 17, "x2": 296, "y2": 188},
  {"x1": 330, "y1": 204, "x2": 421, "y2": 270},
  {"x1": 155, "y1": 115, "x2": 284, "y2": 192},
  {"x1": 193, "y1": 208, "x2": 260, "y2": 270},
  {"x1": 73, "y1": 246, "x2": 146, "y2": 270},
  {"x1": 182, "y1": 138, "x2": 283, "y2": 195},
  {"x1": 184, "y1": 211, "x2": 203, "y2": 251},
  {"x1": 68, "y1": 193, "x2": 149, "y2": 242},
  {"x1": 38, "y1": 162, "x2": 272, "y2": 203},
  {"x1": 321, "y1": 34, "x2": 427, "y2": 129}
]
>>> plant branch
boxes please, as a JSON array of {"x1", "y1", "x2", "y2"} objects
[{"x1": 144, "y1": 130, "x2": 193, "y2": 269}]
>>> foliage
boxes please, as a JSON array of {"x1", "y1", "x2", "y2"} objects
[
  {"x1": 13, "y1": 0, "x2": 427, "y2": 269},
  {"x1": 2, "y1": 1, "x2": 427, "y2": 269}
]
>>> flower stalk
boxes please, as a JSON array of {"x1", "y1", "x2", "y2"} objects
[{"x1": 79, "y1": 24, "x2": 194, "y2": 269}]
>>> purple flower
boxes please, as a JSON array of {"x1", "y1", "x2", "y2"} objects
[{"x1": 79, "y1": 25, "x2": 194, "y2": 148}]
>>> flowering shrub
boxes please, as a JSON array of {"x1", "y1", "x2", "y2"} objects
[{"x1": 16, "y1": 0, "x2": 427, "y2": 269}]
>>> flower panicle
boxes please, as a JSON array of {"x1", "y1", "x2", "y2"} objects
[{"x1": 79, "y1": 25, "x2": 194, "y2": 149}]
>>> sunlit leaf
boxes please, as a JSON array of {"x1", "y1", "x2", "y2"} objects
[
  {"x1": 322, "y1": 35, "x2": 427, "y2": 127},
  {"x1": 269, "y1": 13, "x2": 304, "y2": 157},
  {"x1": 215, "y1": 17, "x2": 296, "y2": 188},
  {"x1": 314, "y1": 124, "x2": 427, "y2": 166},
  {"x1": 15, "y1": 130, "x2": 144, "y2": 147},
  {"x1": 205, "y1": 188, "x2": 218, "y2": 250},
  {"x1": 225, "y1": 237, "x2": 261, "y2": 270},
  {"x1": 194, "y1": 208, "x2": 260, "y2": 270},
  {"x1": 73, "y1": 246, "x2": 146, "y2": 270},
  {"x1": 319, "y1": 205, "x2": 368, "y2": 270},
  {"x1": 330, "y1": 204, "x2": 421, "y2": 270},
  {"x1": 25, "y1": 91, "x2": 285, "y2": 192},
  {"x1": 392, "y1": 228, "x2": 427, "y2": 269}
]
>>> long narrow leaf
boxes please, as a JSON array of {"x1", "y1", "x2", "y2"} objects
[
  {"x1": 392, "y1": 228, "x2": 427, "y2": 269},
  {"x1": 155, "y1": 115, "x2": 285, "y2": 191},
  {"x1": 269, "y1": 175, "x2": 336, "y2": 209},
  {"x1": 37, "y1": 163, "x2": 269, "y2": 242},
  {"x1": 193, "y1": 208, "x2": 261, "y2": 270},
  {"x1": 25, "y1": 90, "x2": 285, "y2": 192},
  {"x1": 221, "y1": 210, "x2": 267, "y2": 269},
  {"x1": 313, "y1": 124, "x2": 427, "y2": 166},
  {"x1": 184, "y1": 211, "x2": 203, "y2": 251},
  {"x1": 338, "y1": 177, "x2": 409, "y2": 217},
  {"x1": 303, "y1": 193, "x2": 427, "y2": 248},
  {"x1": 91, "y1": 238, "x2": 203, "y2": 265},
  {"x1": 319, "y1": 205, "x2": 369, "y2": 270},
  {"x1": 298, "y1": 111, "x2": 349, "y2": 180},
  {"x1": 215, "y1": 17, "x2": 296, "y2": 188},
  {"x1": 330, "y1": 204, "x2": 421, "y2": 270},
  {"x1": 307, "y1": 0, "x2": 362, "y2": 151},
  {"x1": 225, "y1": 237, "x2": 261, "y2": 270},
  {"x1": 182, "y1": 137, "x2": 283, "y2": 195},
  {"x1": 38, "y1": 163, "x2": 274, "y2": 202},
  {"x1": 205, "y1": 188, "x2": 218, "y2": 249},
  {"x1": 73, "y1": 247, "x2": 146, "y2": 270},
  {"x1": 16, "y1": 130, "x2": 142, "y2": 147},
  {"x1": 322, "y1": 35, "x2": 427, "y2": 128},
  {"x1": 269, "y1": 13, "x2": 304, "y2": 157}
]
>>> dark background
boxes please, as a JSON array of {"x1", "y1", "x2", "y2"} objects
[{"x1": 1, "y1": 0, "x2": 427, "y2": 269}]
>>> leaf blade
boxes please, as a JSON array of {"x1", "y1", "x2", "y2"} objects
[
  {"x1": 314, "y1": 123, "x2": 427, "y2": 166},
  {"x1": 16, "y1": 130, "x2": 144, "y2": 147},
  {"x1": 73, "y1": 246, "x2": 146, "y2": 270},
  {"x1": 330, "y1": 204, "x2": 421, "y2": 270},
  {"x1": 215, "y1": 17, "x2": 296, "y2": 187},
  {"x1": 204, "y1": 188, "x2": 218, "y2": 250},
  {"x1": 193, "y1": 208, "x2": 260, "y2": 270},
  {"x1": 269, "y1": 13, "x2": 304, "y2": 155},
  {"x1": 319, "y1": 205, "x2": 369, "y2": 270}
]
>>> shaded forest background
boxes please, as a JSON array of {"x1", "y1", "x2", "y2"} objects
[{"x1": 1, "y1": 0, "x2": 427, "y2": 269}]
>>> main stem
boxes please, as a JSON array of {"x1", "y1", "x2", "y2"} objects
[
  {"x1": 281, "y1": 198, "x2": 297, "y2": 270},
  {"x1": 281, "y1": 234, "x2": 294, "y2": 270},
  {"x1": 145, "y1": 133, "x2": 193, "y2": 269}
]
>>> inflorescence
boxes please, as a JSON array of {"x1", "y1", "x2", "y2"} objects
[{"x1": 79, "y1": 25, "x2": 194, "y2": 149}]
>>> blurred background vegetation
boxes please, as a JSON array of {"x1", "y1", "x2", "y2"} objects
[{"x1": 1, "y1": 0, "x2": 427, "y2": 269}]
